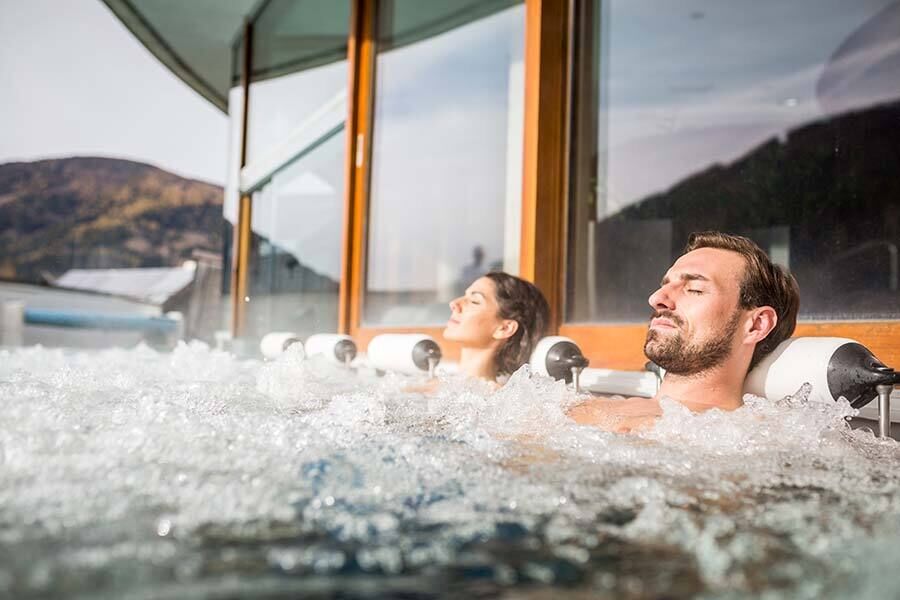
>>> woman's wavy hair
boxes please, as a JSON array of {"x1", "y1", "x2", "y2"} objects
[{"x1": 483, "y1": 272, "x2": 550, "y2": 376}]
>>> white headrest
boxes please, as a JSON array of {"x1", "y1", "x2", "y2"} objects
[{"x1": 744, "y1": 337, "x2": 856, "y2": 403}]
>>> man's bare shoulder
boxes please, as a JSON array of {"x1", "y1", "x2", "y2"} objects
[{"x1": 567, "y1": 395, "x2": 662, "y2": 433}]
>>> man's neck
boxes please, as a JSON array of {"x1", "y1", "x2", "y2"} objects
[
  {"x1": 654, "y1": 364, "x2": 746, "y2": 411},
  {"x1": 458, "y1": 346, "x2": 498, "y2": 381}
]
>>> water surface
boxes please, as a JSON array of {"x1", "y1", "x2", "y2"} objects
[{"x1": 2, "y1": 342, "x2": 899, "y2": 599}]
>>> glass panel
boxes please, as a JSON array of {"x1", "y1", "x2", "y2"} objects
[
  {"x1": 244, "y1": 129, "x2": 344, "y2": 338},
  {"x1": 230, "y1": 34, "x2": 244, "y2": 89},
  {"x1": 246, "y1": 0, "x2": 350, "y2": 163},
  {"x1": 229, "y1": 0, "x2": 350, "y2": 339},
  {"x1": 567, "y1": 0, "x2": 900, "y2": 322},
  {"x1": 251, "y1": 0, "x2": 349, "y2": 83},
  {"x1": 221, "y1": 85, "x2": 245, "y2": 304},
  {"x1": 363, "y1": 1, "x2": 525, "y2": 326}
]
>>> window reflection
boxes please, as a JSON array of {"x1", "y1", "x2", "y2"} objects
[
  {"x1": 363, "y1": 1, "x2": 525, "y2": 326},
  {"x1": 568, "y1": 0, "x2": 900, "y2": 322}
]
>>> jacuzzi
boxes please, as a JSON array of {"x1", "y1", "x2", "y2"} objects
[{"x1": 1, "y1": 341, "x2": 899, "y2": 598}]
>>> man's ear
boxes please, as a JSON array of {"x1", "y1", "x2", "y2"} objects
[
  {"x1": 492, "y1": 319, "x2": 519, "y2": 341},
  {"x1": 745, "y1": 306, "x2": 777, "y2": 345}
]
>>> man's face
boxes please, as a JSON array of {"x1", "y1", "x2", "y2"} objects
[{"x1": 644, "y1": 247, "x2": 746, "y2": 375}]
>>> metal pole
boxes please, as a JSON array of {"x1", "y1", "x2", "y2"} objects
[
  {"x1": 1, "y1": 301, "x2": 25, "y2": 347},
  {"x1": 571, "y1": 366, "x2": 582, "y2": 394},
  {"x1": 876, "y1": 384, "x2": 893, "y2": 439},
  {"x1": 166, "y1": 311, "x2": 185, "y2": 347}
]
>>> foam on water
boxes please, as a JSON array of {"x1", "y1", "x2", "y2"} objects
[{"x1": 2, "y1": 343, "x2": 900, "y2": 598}]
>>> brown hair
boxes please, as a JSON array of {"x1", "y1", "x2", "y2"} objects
[
  {"x1": 483, "y1": 272, "x2": 550, "y2": 376},
  {"x1": 684, "y1": 231, "x2": 800, "y2": 370}
]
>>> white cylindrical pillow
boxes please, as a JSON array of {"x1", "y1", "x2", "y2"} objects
[
  {"x1": 305, "y1": 333, "x2": 356, "y2": 364},
  {"x1": 744, "y1": 337, "x2": 853, "y2": 403},
  {"x1": 367, "y1": 333, "x2": 441, "y2": 374},
  {"x1": 260, "y1": 331, "x2": 304, "y2": 360}
]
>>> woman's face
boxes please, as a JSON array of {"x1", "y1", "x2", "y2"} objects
[{"x1": 444, "y1": 277, "x2": 514, "y2": 347}]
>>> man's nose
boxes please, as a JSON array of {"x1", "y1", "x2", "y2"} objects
[{"x1": 648, "y1": 285, "x2": 675, "y2": 311}]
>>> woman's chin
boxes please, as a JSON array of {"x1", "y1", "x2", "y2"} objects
[{"x1": 443, "y1": 324, "x2": 469, "y2": 343}]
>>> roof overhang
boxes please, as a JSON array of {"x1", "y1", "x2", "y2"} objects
[
  {"x1": 101, "y1": 0, "x2": 261, "y2": 112},
  {"x1": 101, "y1": 0, "x2": 520, "y2": 114}
]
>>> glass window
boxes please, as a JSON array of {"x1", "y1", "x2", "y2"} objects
[
  {"x1": 230, "y1": 0, "x2": 350, "y2": 338},
  {"x1": 363, "y1": 1, "x2": 525, "y2": 326},
  {"x1": 251, "y1": 0, "x2": 349, "y2": 82},
  {"x1": 246, "y1": 0, "x2": 350, "y2": 163},
  {"x1": 567, "y1": 0, "x2": 900, "y2": 322},
  {"x1": 221, "y1": 85, "x2": 244, "y2": 300},
  {"x1": 244, "y1": 129, "x2": 344, "y2": 338}
]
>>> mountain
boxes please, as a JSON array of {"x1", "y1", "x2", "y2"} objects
[
  {"x1": 0, "y1": 157, "x2": 226, "y2": 283},
  {"x1": 621, "y1": 100, "x2": 900, "y2": 236},
  {"x1": 613, "y1": 99, "x2": 900, "y2": 318}
]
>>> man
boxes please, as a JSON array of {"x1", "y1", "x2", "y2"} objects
[{"x1": 569, "y1": 231, "x2": 800, "y2": 433}]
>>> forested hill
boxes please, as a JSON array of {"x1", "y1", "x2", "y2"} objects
[{"x1": 0, "y1": 157, "x2": 225, "y2": 283}]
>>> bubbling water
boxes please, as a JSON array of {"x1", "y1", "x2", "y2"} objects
[{"x1": 1, "y1": 342, "x2": 900, "y2": 598}]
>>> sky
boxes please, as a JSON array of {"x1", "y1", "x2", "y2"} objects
[
  {"x1": 598, "y1": 0, "x2": 899, "y2": 216},
  {"x1": 0, "y1": 0, "x2": 228, "y2": 185}
]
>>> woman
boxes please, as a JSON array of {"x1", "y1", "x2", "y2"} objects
[{"x1": 443, "y1": 272, "x2": 550, "y2": 382}]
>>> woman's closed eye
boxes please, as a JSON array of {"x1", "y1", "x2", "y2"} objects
[{"x1": 466, "y1": 293, "x2": 483, "y2": 305}]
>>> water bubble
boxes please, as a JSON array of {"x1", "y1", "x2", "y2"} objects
[
  {"x1": 2, "y1": 347, "x2": 900, "y2": 597},
  {"x1": 523, "y1": 562, "x2": 555, "y2": 583},
  {"x1": 156, "y1": 518, "x2": 172, "y2": 537}
]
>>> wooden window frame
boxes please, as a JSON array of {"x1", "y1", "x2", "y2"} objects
[
  {"x1": 338, "y1": 0, "x2": 374, "y2": 337},
  {"x1": 230, "y1": 19, "x2": 253, "y2": 337},
  {"x1": 520, "y1": 0, "x2": 570, "y2": 331}
]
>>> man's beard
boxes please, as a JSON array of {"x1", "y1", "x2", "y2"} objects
[{"x1": 644, "y1": 310, "x2": 741, "y2": 376}]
